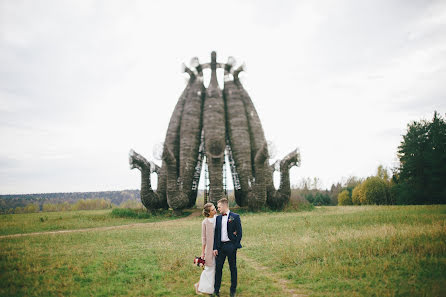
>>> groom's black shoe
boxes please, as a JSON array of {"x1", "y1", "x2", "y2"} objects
[{"x1": 230, "y1": 290, "x2": 236, "y2": 297}]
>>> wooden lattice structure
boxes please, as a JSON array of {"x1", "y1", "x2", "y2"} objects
[{"x1": 129, "y1": 52, "x2": 300, "y2": 213}]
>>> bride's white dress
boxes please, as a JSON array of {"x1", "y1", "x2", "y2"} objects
[
  {"x1": 198, "y1": 265, "x2": 215, "y2": 294},
  {"x1": 198, "y1": 217, "x2": 215, "y2": 294}
]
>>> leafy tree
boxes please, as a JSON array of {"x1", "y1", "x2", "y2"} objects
[
  {"x1": 376, "y1": 165, "x2": 390, "y2": 181},
  {"x1": 24, "y1": 203, "x2": 40, "y2": 213},
  {"x1": 395, "y1": 111, "x2": 446, "y2": 204},
  {"x1": 352, "y1": 183, "x2": 362, "y2": 205},
  {"x1": 360, "y1": 177, "x2": 389, "y2": 205},
  {"x1": 329, "y1": 182, "x2": 342, "y2": 205},
  {"x1": 338, "y1": 190, "x2": 352, "y2": 205},
  {"x1": 312, "y1": 177, "x2": 321, "y2": 190},
  {"x1": 344, "y1": 176, "x2": 363, "y2": 195}
]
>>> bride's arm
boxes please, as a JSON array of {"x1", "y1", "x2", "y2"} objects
[
  {"x1": 201, "y1": 221, "x2": 206, "y2": 258},
  {"x1": 201, "y1": 244, "x2": 206, "y2": 259}
]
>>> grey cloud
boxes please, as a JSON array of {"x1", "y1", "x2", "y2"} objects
[
  {"x1": 249, "y1": 0, "x2": 299, "y2": 27},
  {"x1": 0, "y1": 156, "x2": 22, "y2": 170},
  {"x1": 1, "y1": 0, "x2": 445, "y2": 193}
]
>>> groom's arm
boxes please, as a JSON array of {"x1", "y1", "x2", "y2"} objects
[
  {"x1": 235, "y1": 215, "x2": 242, "y2": 246},
  {"x1": 213, "y1": 219, "x2": 218, "y2": 252}
]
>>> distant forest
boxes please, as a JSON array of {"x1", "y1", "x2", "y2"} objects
[{"x1": 0, "y1": 190, "x2": 141, "y2": 213}]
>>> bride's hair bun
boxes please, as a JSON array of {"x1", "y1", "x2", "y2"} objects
[{"x1": 202, "y1": 203, "x2": 214, "y2": 217}]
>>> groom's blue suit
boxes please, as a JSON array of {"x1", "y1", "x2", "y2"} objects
[{"x1": 213, "y1": 211, "x2": 242, "y2": 294}]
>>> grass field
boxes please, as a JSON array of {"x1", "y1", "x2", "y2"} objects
[
  {"x1": 0, "y1": 205, "x2": 445, "y2": 296},
  {"x1": 0, "y1": 208, "x2": 190, "y2": 236}
]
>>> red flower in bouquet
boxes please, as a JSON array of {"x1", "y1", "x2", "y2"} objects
[{"x1": 194, "y1": 256, "x2": 205, "y2": 268}]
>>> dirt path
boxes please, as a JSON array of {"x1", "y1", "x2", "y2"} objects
[
  {"x1": 238, "y1": 252, "x2": 309, "y2": 297},
  {"x1": 0, "y1": 209, "x2": 202, "y2": 239}
]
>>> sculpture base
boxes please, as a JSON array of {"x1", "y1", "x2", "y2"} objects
[{"x1": 172, "y1": 209, "x2": 183, "y2": 216}]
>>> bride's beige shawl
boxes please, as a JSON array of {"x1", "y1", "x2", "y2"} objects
[{"x1": 201, "y1": 217, "x2": 216, "y2": 267}]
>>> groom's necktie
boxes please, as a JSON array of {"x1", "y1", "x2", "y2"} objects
[{"x1": 222, "y1": 213, "x2": 227, "y2": 216}]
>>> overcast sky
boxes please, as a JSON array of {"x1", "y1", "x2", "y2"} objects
[{"x1": 1, "y1": 0, "x2": 445, "y2": 194}]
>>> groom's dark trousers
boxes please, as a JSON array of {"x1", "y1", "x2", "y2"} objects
[
  {"x1": 213, "y1": 212, "x2": 242, "y2": 294},
  {"x1": 215, "y1": 241, "x2": 237, "y2": 293}
]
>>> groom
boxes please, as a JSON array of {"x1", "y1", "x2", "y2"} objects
[{"x1": 212, "y1": 198, "x2": 242, "y2": 297}]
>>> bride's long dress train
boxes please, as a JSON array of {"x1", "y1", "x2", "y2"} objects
[{"x1": 197, "y1": 265, "x2": 215, "y2": 294}]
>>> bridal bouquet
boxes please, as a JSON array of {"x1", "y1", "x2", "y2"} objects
[{"x1": 193, "y1": 256, "x2": 205, "y2": 268}]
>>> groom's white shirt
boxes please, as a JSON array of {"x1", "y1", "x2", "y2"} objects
[{"x1": 221, "y1": 209, "x2": 230, "y2": 242}]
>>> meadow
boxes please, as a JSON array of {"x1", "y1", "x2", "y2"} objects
[
  {"x1": 0, "y1": 208, "x2": 189, "y2": 236},
  {"x1": 0, "y1": 205, "x2": 444, "y2": 296}
]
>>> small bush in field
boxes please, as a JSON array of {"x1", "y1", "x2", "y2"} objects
[
  {"x1": 72, "y1": 198, "x2": 112, "y2": 211},
  {"x1": 285, "y1": 194, "x2": 314, "y2": 211},
  {"x1": 314, "y1": 192, "x2": 331, "y2": 205},
  {"x1": 119, "y1": 199, "x2": 144, "y2": 209},
  {"x1": 110, "y1": 208, "x2": 189, "y2": 219},
  {"x1": 41, "y1": 199, "x2": 111, "y2": 213},
  {"x1": 15, "y1": 203, "x2": 39, "y2": 214},
  {"x1": 111, "y1": 208, "x2": 153, "y2": 219},
  {"x1": 338, "y1": 190, "x2": 352, "y2": 205}
]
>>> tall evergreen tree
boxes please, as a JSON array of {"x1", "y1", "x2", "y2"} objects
[{"x1": 396, "y1": 111, "x2": 446, "y2": 204}]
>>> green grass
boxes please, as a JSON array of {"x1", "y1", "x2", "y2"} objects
[
  {"x1": 0, "y1": 205, "x2": 445, "y2": 296},
  {"x1": 241, "y1": 205, "x2": 446, "y2": 296},
  {"x1": 110, "y1": 208, "x2": 191, "y2": 219},
  {"x1": 0, "y1": 208, "x2": 188, "y2": 236}
]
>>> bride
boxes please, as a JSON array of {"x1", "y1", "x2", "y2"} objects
[{"x1": 194, "y1": 203, "x2": 217, "y2": 295}]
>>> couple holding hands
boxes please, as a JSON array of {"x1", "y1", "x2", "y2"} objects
[{"x1": 194, "y1": 198, "x2": 242, "y2": 297}]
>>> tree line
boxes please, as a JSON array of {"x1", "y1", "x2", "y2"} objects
[
  {"x1": 294, "y1": 111, "x2": 445, "y2": 206},
  {"x1": 12, "y1": 198, "x2": 113, "y2": 214},
  {"x1": 338, "y1": 111, "x2": 445, "y2": 205},
  {"x1": 0, "y1": 190, "x2": 140, "y2": 214}
]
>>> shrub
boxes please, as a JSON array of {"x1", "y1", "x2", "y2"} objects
[
  {"x1": 26, "y1": 203, "x2": 40, "y2": 213},
  {"x1": 111, "y1": 208, "x2": 152, "y2": 219},
  {"x1": 59, "y1": 201, "x2": 72, "y2": 211},
  {"x1": 72, "y1": 198, "x2": 112, "y2": 211},
  {"x1": 313, "y1": 192, "x2": 331, "y2": 205},
  {"x1": 284, "y1": 192, "x2": 314, "y2": 211},
  {"x1": 303, "y1": 191, "x2": 331, "y2": 206},
  {"x1": 41, "y1": 199, "x2": 112, "y2": 213},
  {"x1": 14, "y1": 206, "x2": 24, "y2": 214},
  {"x1": 337, "y1": 190, "x2": 352, "y2": 205},
  {"x1": 305, "y1": 192, "x2": 314, "y2": 204},
  {"x1": 43, "y1": 203, "x2": 58, "y2": 212},
  {"x1": 119, "y1": 199, "x2": 144, "y2": 209},
  {"x1": 15, "y1": 203, "x2": 39, "y2": 214},
  {"x1": 360, "y1": 177, "x2": 390, "y2": 205},
  {"x1": 110, "y1": 208, "x2": 185, "y2": 219}
]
